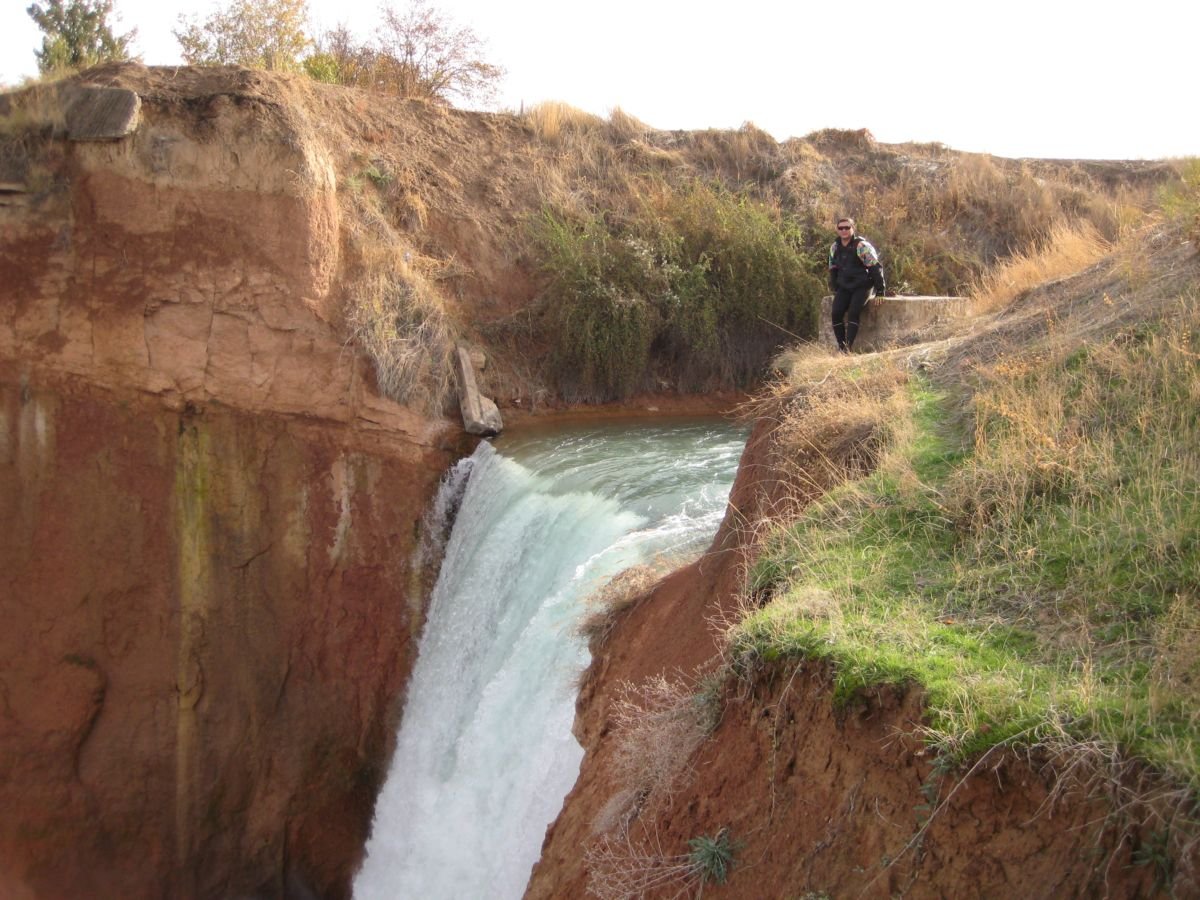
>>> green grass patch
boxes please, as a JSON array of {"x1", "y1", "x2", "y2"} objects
[{"x1": 734, "y1": 314, "x2": 1200, "y2": 784}]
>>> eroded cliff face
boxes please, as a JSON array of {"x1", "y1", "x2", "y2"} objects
[
  {"x1": 1, "y1": 69, "x2": 460, "y2": 898},
  {"x1": 527, "y1": 421, "x2": 1164, "y2": 899}
]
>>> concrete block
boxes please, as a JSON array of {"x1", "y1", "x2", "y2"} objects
[
  {"x1": 821, "y1": 294, "x2": 978, "y2": 352},
  {"x1": 454, "y1": 344, "x2": 503, "y2": 436},
  {"x1": 64, "y1": 85, "x2": 141, "y2": 141}
]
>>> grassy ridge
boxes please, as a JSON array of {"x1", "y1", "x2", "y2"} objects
[
  {"x1": 513, "y1": 107, "x2": 1170, "y2": 404},
  {"x1": 734, "y1": 284, "x2": 1200, "y2": 785},
  {"x1": 5, "y1": 71, "x2": 1179, "y2": 409}
]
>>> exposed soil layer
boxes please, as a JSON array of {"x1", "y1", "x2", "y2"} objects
[{"x1": 0, "y1": 374, "x2": 458, "y2": 899}]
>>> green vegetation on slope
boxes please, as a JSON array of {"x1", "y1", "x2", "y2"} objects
[
  {"x1": 515, "y1": 112, "x2": 1165, "y2": 403},
  {"x1": 735, "y1": 291, "x2": 1200, "y2": 785},
  {"x1": 530, "y1": 180, "x2": 824, "y2": 401}
]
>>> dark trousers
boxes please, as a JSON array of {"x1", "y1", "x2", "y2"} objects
[{"x1": 831, "y1": 284, "x2": 871, "y2": 351}]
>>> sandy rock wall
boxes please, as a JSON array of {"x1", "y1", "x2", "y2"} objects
[
  {"x1": 1, "y1": 71, "x2": 357, "y2": 420},
  {"x1": 1, "y1": 69, "x2": 458, "y2": 899}
]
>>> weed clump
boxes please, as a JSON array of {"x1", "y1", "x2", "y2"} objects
[{"x1": 687, "y1": 828, "x2": 740, "y2": 886}]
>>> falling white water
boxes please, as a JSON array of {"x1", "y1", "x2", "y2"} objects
[{"x1": 354, "y1": 420, "x2": 747, "y2": 900}]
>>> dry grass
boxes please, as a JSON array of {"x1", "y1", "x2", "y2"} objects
[
  {"x1": 1031, "y1": 735, "x2": 1200, "y2": 895},
  {"x1": 344, "y1": 259, "x2": 456, "y2": 413},
  {"x1": 675, "y1": 122, "x2": 784, "y2": 186},
  {"x1": 522, "y1": 100, "x2": 605, "y2": 144},
  {"x1": 743, "y1": 350, "x2": 914, "y2": 519},
  {"x1": 770, "y1": 361, "x2": 909, "y2": 497},
  {"x1": 0, "y1": 83, "x2": 67, "y2": 135},
  {"x1": 608, "y1": 673, "x2": 718, "y2": 812},
  {"x1": 584, "y1": 829, "x2": 704, "y2": 900},
  {"x1": 341, "y1": 181, "x2": 457, "y2": 414},
  {"x1": 1160, "y1": 157, "x2": 1200, "y2": 245},
  {"x1": 606, "y1": 106, "x2": 650, "y2": 143},
  {"x1": 591, "y1": 669, "x2": 724, "y2": 845},
  {"x1": 586, "y1": 669, "x2": 728, "y2": 897},
  {"x1": 577, "y1": 564, "x2": 661, "y2": 647},
  {"x1": 585, "y1": 826, "x2": 740, "y2": 900},
  {"x1": 0, "y1": 82, "x2": 67, "y2": 187},
  {"x1": 968, "y1": 221, "x2": 1110, "y2": 312}
]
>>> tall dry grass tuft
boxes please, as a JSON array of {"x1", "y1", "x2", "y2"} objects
[
  {"x1": 1160, "y1": 157, "x2": 1200, "y2": 245},
  {"x1": 590, "y1": 669, "x2": 725, "y2": 843},
  {"x1": 335, "y1": 146, "x2": 461, "y2": 414},
  {"x1": 518, "y1": 102, "x2": 644, "y2": 218},
  {"x1": 577, "y1": 564, "x2": 663, "y2": 647},
  {"x1": 608, "y1": 673, "x2": 718, "y2": 811},
  {"x1": 522, "y1": 100, "x2": 604, "y2": 144},
  {"x1": 345, "y1": 257, "x2": 456, "y2": 414},
  {"x1": 969, "y1": 221, "x2": 1110, "y2": 312},
  {"x1": 767, "y1": 357, "x2": 912, "y2": 504},
  {"x1": 0, "y1": 83, "x2": 67, "y2": 136},
  {"x1": 678, "y1": 122, "x2": 783, "y2": 186},
  {"x1": 606, "y1": 105, "x2": 650, "y2": 143},
  {"x1": 945, "y1": 155, "x2": 1059, "y2": 246},
  {"x1": 584, "y1": 830, "x2": 705, "y2": 900},
  {"x1": 0, "y1": 82, "x2": 67, "y2": 187}
]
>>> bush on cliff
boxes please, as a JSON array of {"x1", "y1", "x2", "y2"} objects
[{"x1": 530, "y1": 181, "x2": 822, "y2": 402}]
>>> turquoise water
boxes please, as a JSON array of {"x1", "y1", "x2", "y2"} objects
[{"x1": 353, "y1": 419, "x2": 747, "y2": 900}]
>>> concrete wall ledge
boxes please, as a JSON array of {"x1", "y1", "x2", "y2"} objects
[{"x1": 820, "y1": 294, "x2": 978, "y2": 352}]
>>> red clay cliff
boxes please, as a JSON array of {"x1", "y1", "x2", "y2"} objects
[{"x1": 1, "y1": 68, "x2": 461, "y2": 898}]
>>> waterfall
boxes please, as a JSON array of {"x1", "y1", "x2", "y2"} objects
[{"x1": 354, "y1": 421, "x2": 746, "y2": 900}]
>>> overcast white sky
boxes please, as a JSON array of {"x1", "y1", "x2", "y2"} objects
[{"x1": 1, "y1": 0, "x2": 1194, "y2": 160}]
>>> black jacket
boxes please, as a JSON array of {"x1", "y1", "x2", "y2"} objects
[{"x1": 829, "y1": 235, "x2": 885, "y2": 294}]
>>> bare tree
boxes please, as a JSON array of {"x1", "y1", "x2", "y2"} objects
[
  {"x1": 317, "y1": 1, "x2": 501, "y2": 105},
  {"x1": 174, "y1": 0, "x2": 311, "y2": 71}
]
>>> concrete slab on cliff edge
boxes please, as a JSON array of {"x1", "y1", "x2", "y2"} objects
[
  {"x1": 64, "y1": 85, "x2": 141, "y2": 141},
  {"x1": 454, "y1": 344, "x2": 503, "y2": 436}
]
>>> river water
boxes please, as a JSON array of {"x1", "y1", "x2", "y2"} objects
[{"x1": 353, "y1": 419, "x2": 747, "y2": 900}]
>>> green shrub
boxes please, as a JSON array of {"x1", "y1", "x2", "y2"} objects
[
  {"x1": 650, "y1": 182, "x2": 821, "y2": 385},
  {"x1": 529, "y1": 182, "x2": 822, "y2": 400},
  {"x1": 303, "y1": 52, "x2": 340, "y2": 84},
  {"x1": 687, "y1": 828, "x2": 739, "y2": 885},
  {"x1": 531, "y1": 210, "x2": 659, "y2": 400}
]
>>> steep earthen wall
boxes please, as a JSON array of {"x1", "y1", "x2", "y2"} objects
[
  {"x1": 527, "y1": 419, "x2": 1165, "y2": 899},
  {"x1": 1, "y1": 71, "x2": 459, "y2": 899}
]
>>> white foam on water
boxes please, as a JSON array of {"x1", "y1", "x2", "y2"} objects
[{"x1": 354, "y1": 421, "x2": 746, "y2": 900}]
